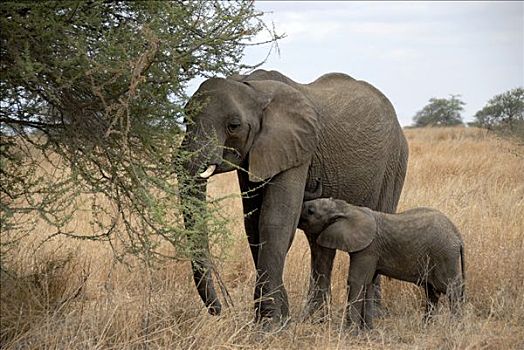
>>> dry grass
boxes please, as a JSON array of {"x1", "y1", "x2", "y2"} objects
[{"x1": 1, "y1": 127, "x2": 523, "y2": 349}]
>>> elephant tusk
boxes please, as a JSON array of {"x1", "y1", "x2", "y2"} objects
[{"x1": 199, "y1": 164, "x2": 216, "y2": 179}]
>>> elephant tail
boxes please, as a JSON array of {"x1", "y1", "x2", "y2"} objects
[{"x1": 459, "y1": 244, "x2": 466, "y2": 303}]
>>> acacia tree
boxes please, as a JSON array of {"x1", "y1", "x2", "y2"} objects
[
  {"x1": 412, "y1": 95, "x2": 465, "y2": 127},
  {"x1": 473, "y1": 87, "x2": 524, "y2": 131},
  {"x1": 0, "y1": 1, "x2": 279, "y2": 262}
]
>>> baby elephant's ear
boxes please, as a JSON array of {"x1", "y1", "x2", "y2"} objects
[{"x1": 316, "y1": 208, "x2": 376, "y2": 253}]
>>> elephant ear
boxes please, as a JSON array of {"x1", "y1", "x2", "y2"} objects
[
  {"x1": 245, "y1": 81, "x2": 320, "y2": 182},
  {"x1": 316, "y1": 208, "x2": 377, "y2": 253}
]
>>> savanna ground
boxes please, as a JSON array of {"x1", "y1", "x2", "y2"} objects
[{"x1": 1, "y1": 127, "x2": 523, "y2": 349}]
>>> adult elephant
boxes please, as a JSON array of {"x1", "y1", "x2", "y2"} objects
[{"x1": 178, "y1": 69, "x2": 408, "y2": 325}]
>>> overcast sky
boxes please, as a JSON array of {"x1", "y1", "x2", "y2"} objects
[{"x1": 235, "y1": 1, "x2": 523, "y2": 126}]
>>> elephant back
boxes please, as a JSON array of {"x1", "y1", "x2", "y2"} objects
[
  {"x1": 229, "y1": 69, "x2": 300, "y2": 87},
  {"x1": 303, "y1": 74, "x2": 407, "y2": 212}
]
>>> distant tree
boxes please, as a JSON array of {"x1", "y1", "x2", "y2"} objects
[
  {"x1": 473, "y1": 88, "x2": 524, "y2": 130},
  {"x1": 0, "y1": 2, "x2": 280, "y2": 261},
  {"x1": 412, "y1": 95, "x2": 465, "y2": 127}
]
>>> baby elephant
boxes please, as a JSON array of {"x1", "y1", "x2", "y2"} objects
[{"x1": 298, "y1": 198, "x2": 465, "y2": 330}]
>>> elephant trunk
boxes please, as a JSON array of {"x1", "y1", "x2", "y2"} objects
[
  {"x1": 178, "y1": 168, "x2": 222, "y2": 315},
  {"x1": 177, "y1": 133, "x2": 224, "y2": 315},
  {"x1": 180, "y1": 126, "x2": 224, "y2": 176}
]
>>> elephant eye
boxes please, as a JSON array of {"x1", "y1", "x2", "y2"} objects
[
  {"x1": 227, "y1": 120, "x2": 241, "y2": 133},
  {"x1": 307, "y1": 207, "x2": 315, "y2": 216}
]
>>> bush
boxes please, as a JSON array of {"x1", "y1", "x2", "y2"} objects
[
  {"x1": 0, "y1": 1, "x2": 279, "y2": 262},
  {"x1": 412, "y1": 95, "x2": 465, "y2": 127},
  {"x1": 472, "y1": 87, "x2": 524, "y2": 141}
]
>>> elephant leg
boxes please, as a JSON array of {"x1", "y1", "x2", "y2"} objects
[
  {"x1": 371, "y1": 275, "x2": 384, "y2": 317},
  {"x1": 346, "y1": 253, "x2": 377, "y2": 330},
  {"x1": 423, "y1": 284, "x2": 440, "y2": 322},
  {"x1": 446, "y1": 271, "x2": 464, "y2": 318},
  {"x1": 302, "y1": 239, "x2": 336, "y2": 321},
  {"x1": 237, "y1": 171, "x2": 264, "y2": 303},
  {"x1": 363, "y1": 273, "x2": 379, "y2": 329},
  {"x1": 255, "y1": 162, "x2": 309, "y2": 323},
  {"x1": 448, "y1": 286, "x2": 462, "y2": 319},
  {"x1": 346, "y1": 283, "x2": 365, "y2": 332}
]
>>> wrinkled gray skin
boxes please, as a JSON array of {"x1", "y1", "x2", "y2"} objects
[
  {"x1": 299, "y1": 198, "x2": 466, "y2": 330},
  {"x1": 178, "y1": 69, "x2": 408, "y2": 324}
]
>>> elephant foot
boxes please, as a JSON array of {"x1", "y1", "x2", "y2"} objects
[
  {"x1": 344, "y1": 322, "x2": 362, "y2": 337},
  {"x1": 344, "y1": 320, "x2": 373, "y2": 337},
  {"x1": 371, "y1": 299, "x2": 387, "y2": 318},
  {"x1": 300, "y1": 300, "x2": 330, "y2": 323},
  {"x1": 251, "y1": 321, "x2": 289, "y2": 343},
  {"x1": 300, "y1": 294, "x2": 331, "y2": 323},
  {"x1": 253, "y1": 289, "x2": 291, "y2": 330},
  {"x1": 254, "y1": 305, "x2": 290, "y2": 332},
  {"x1": 371, "y1": 277, "x2": 388, "y2": 318},
  {"x1": 253, "y1": 315, "x2": 291, "y2": 336}
]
